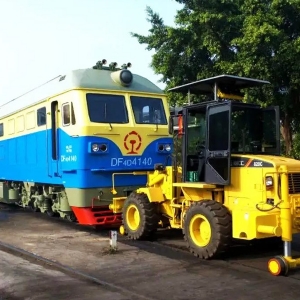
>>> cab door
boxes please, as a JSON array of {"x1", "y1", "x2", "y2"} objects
[
  {"x1": 48, "y1": 100, "x2": 61, "y2": 177},
  {"x1": 205, "y1": 102, "x2": 231, "y2": 185}
]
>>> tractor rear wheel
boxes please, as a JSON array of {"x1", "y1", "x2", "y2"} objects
[
  {"x1": 122, "y1": 192, "x2": 158, "y2": 240},
  {"x1": 183, "y1": 200, "x2": 232, "y2": 259}
]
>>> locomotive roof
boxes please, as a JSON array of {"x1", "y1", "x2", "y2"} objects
[{"x1": 0, "y1": 68, "x2": 164, "y2": 119}]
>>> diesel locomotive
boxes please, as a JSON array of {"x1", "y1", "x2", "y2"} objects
[{"x1": 0, "y1": 60, "x2": 172, "y2": 226}]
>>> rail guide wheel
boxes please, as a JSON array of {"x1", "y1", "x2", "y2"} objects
[
  {"x1": 119, "y1": 225, "x2": 126, "y2": 235},
  {"x1": 268, "y1": 256, "x2": 289, "y2": 276},
  {"x1": 183, "y1": 200, "x2": 232, "y2": 259},
  {"x1": 122, "y1": 192, "x2": 158, "y2": 240}
]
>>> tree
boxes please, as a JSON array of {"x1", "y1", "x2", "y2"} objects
[
  {"x1": 132, "y1": 1, "x2": 300, "y2": 155},
  {"x1": 231, "y1": 0, "x2": 300, "y2": 155}
]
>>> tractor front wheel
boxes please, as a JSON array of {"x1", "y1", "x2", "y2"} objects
[
  {"x1": 183, "y1": 200, "x2": 232, "y2": 259},
  {"x1": 122, "y1": 192, "x2": 158, "y2": 240}
]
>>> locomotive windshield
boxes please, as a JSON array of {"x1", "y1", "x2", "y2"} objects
[
  {"x1": 130, "y1": 96, "x2": 167, "y2": 125},
  {"x1": 86, "y1": 93, "x2": 129, "y2": 123}
]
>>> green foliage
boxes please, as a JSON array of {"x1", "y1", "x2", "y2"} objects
[
  {"x1": 132, "y1": 1, "x2": 300, "y2": 156},
  {"x1": 290, "y1": 133, "x2": 300, "y2": 159},
  {"x1": 173, "y1": 135, "x2": 183, "y2": 166}
]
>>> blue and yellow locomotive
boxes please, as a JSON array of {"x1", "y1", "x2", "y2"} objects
[{"x1": 0, "y1": 60, "x2": 172, "y2": 226}]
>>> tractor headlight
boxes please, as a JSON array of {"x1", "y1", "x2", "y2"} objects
[
  {"x1": 266, "y1": 176, "x2": 273, "y2": 187},
  {"x1": 92, "y1": 143, "x2": 99, "y2": 152}
]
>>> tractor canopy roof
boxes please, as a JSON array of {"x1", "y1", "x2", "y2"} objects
[{"x1": 168, "y1": 74, "x2": 270, "y2": 99}]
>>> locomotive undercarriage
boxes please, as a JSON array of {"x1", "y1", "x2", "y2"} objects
[
  {"x1": 0, "y1": 180, "x2": 128, "y2": 226},
  {"x1": 1, "y1": 181, "x2": 76, "y2": 222}
]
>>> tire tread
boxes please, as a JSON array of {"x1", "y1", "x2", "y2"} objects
[{"x1": 183, "y1": 200, "x2": 232, "y2": 259}]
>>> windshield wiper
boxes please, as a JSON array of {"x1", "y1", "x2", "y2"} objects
[
  {"x1": 153, "y1": 108, "x2": 159, "y2": 131},
  {"x1": 105, "y1": 103, "x2": 112, "y2": 130}
]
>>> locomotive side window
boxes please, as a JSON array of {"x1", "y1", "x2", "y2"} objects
[
  {"x1": 62, "y1": 103, "x2": 71, "y2": 126},
  {"x1": 37, "y1": 107, "x2": 46, "y2": 126},
  {"x1": 130, "y1": 96, "x2": 167, "y2": 125},
  {"x1": 86, "y1": 94, "x2": 128, "y2": 124},
  {"x1": 0, "y1": 123, "x2": 3, "y2": 137},
  {"x1": 62, "y1": 102, "x2": 76, "y2": 126},
  {"x1": 71, "y1": 102, "x2": 76, "y2": 125}
]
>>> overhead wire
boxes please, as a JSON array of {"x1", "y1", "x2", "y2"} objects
[{"x1": 0, "y1": 75, "x2": 61, "y2": 109}]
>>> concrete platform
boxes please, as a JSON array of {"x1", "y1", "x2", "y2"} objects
[{"x1": 1, "y1": 205, "x2": 300, "y2": 299}]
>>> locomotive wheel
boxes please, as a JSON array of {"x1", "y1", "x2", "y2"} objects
[
  {"x1": 122, "y1": 192, "x2": 158, "y2": 240},
  {"x1": 46, "y1": 209, "x2": 57, "y2": 217},
  {"x1": 183, "y1": 200, "x2": 232, "y2": 259},
  {"x1": 29, "y1": 201, "x2": 39, "y2": 212},
  {"x1": 66, "y1": 212, "x2": 77, "y2": 223}
]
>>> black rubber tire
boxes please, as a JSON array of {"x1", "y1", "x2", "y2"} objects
[
  {"x1": 183, "y1": 200, "x2": 232, "y2": 259},
  {"x1": 122, "y1": 192, "x2": 158, "y2": 240}
]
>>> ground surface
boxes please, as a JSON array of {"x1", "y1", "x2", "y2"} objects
[
  {"x1": 1, "y1": 205, "x2": 300, "y2": 300},
  {"x1": 0, "y1": 250, "x2": 133, "y2": 300}
]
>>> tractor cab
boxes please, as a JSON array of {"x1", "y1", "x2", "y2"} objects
[
  {"x1": 116, "y1": 74, "x2": 300, "y2": 277},
  {"x1": 168, "y1": 75, "x2": 280, "y2": 185}
]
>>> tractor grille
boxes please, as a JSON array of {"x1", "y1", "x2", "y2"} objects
[{"x1": 288, "y1": 173, "x2": 300, "y2": 194}]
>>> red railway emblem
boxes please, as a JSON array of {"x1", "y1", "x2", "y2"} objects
[{"x1": 124, "y1": 131, "x2": 142, "y2": 154}]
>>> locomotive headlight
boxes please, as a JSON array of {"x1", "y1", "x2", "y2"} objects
[
  {"x1": 89, "y1": 142, "x2": 109, "y2": 154},
  {"x1": 99, "y1": 144, "x2": 107, "y2": 152},
  {"x1": 92, "y1": 143, "x2": 99, "y2": 152},
  {"x1": 164, "y1": 144, "x2": 171, "y2": 152},
  {"x1": 157, "y1": 143, "x2": 171, "y2": 152},
  {"x1": 265, "y1": 176, "x2": 274, "y2": 187},
  {"x1": 158, "y1": 144, "x2": 164, "y2": 152}
]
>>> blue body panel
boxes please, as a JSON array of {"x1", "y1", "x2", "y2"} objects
[{"x1": 0, "y1": 129, "x2": 173, "y2": 189}]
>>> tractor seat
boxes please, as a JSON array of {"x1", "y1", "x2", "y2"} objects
[{"x1": 187, "y1": 155, "x2": 199, "y2": 171}]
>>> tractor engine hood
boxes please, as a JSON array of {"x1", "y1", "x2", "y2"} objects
[{"x1": 232, "y1": 154, "x2": 300, "y2": 172}]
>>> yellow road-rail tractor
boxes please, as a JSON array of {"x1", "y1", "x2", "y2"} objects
[{"x1": 110, "y1": 74, "x2": 300, "y2": 276}]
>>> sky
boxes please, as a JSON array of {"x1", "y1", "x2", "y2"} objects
[{"x1": 0, "y1": 0, "x2": 182, "y2": 104}]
